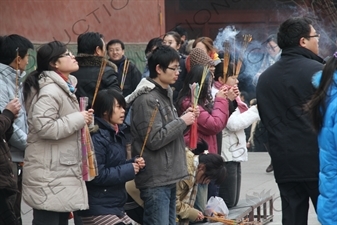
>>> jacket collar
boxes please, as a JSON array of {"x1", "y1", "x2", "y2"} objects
[
  {"x1": 94, "y1": 117, "x2": 125, "y2": 136},
  {"x1": 281, "y1": 46, "x2": 325, "y2": 64},
  {"x1": 75, "y1": 54, "x2": 118, "y2": 72},
  {"x1": 0, "y1": 63, "x2": 26, "y2": 81}
]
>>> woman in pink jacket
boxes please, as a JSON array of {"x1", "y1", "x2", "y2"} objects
[{"x1": 177, "y1": 64, "x2": 238, "y2": 154}]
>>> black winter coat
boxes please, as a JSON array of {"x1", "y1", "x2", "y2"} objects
[
  {"x1": 256, "y1": 46, "x2": 324, "y2": 183},
  {"x1": 0, "y1": 109, "x2": 17, "y2": 195},
  {"x1": 72, "y1": 54, "x2": 121, "y2": 108},
  {"x1": 110, "y1": 56, "x2": 142, "y2": 98},
  {"x1": 79, "y1": 117, "x2": 136, "y2": 217}
]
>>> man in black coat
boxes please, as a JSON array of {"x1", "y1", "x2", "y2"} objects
[
  {"x1": 256, "y1": 17, "x2": 324, "y2": 225},
  {"x1": 72, "y1": 32, "x2": 120, "y2": 108}
]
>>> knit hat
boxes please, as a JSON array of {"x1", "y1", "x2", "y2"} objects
[{"x1": 189, "y1": 48, "x2": 214, "y2": 69}]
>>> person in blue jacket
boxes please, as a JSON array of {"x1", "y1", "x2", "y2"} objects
[
  {"x1": 79, "y1": 89, "x2": 145, "y2": 225},
  {"x1": 306, "y1": 52, "x2": 337, "y2": 225}
]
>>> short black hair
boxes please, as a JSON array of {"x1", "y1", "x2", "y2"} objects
[
  {"x1": 77, "y1": 32, "x2": 104, "y2": 54},
  {"x1": 262, "y1": 34, "x2": 277, "y2": 46},
  {"x1": 106, "y1": 39, "x2": 125, "y2": 50},
  {"x1": 148, "y1": 45, "x2": 180, "y2": 79},
  {"x1": 277, "y1": 17, "x2": 312, "y2": 49},
  {"x1": 93, "y1": 89, "x2": 126, "y2": 120},
  {"x1": 144, "y1": 37, "x2": 163, "y2": 55},
  {"x1": 0, "y1": 34, "x2": 34, "y2": 65},
  {"x1": 199, "y1": 153, "x2": 226, "y2": 185},
  {"x1": 173, "y1": 25, "x2": 187, "y2": 40}
]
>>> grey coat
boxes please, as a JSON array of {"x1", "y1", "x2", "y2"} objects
[{"x1": 129, "y1": 78, "x2": 189, "y2": 189}]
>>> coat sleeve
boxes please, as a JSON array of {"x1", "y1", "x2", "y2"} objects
[
  {"x1": 130, "y1": 63, "x2": 142, "y2": 93},
  {"x1": 102, "y1": 68, "x2": 122, "y2": 93},
  {"x1": 0, "y1": 109, "x2": 14, "y2": 139},
  {"x1": 226, "y1": 106, "x2": 260, "y2": 132},
  {"x1": 196, "y1": 97, "x2": 230, "y2": 135},
  {"x1": 89, "y1": 134, "x2": 135, "y2": 186},
  {"x1": 132, "y1": 96, "x2": 187, "y2": 151},
  {"x1": 176, "y1": 181, "x2": 199, "y2": 222},
  {"x1": 0, "y1": 81, "x2": 26, "y2": 150},
  {"x1": 31, "y1": 93, "x2": 86, "y2": 140}
]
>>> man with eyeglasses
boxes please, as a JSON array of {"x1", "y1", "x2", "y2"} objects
[{"x1": 256, "y1": 17, "x2": 324, "y2": 225}]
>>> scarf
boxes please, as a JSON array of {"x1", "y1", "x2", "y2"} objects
[{"x1": 56, "y1": 71, "x2": 75, "y2": 93}]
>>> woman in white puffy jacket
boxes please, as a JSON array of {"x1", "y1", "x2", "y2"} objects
[{"x1": 212, "y1": 62, "x2": 260, "y2": 208}]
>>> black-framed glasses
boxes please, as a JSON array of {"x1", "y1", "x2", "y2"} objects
[
  {"x1": 305, "y1": 34, "x2": 320, "y2": 39},
  {"x1": 167, "y1": 66, "x2": 181, "y2": 72}
]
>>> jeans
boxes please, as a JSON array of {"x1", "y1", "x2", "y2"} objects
[
  {"x1": 194, "y1": 184, "x2": 208, "y2": 213},
  {"x1": 140, "y1": 184, "x2": 176, "y2": 225},
  {"x1": 32, "y1": 209, "x2": 69, "y2": 225},
  {"x1": 218, "y1": 161, "x2": 241, "y2": 208}
]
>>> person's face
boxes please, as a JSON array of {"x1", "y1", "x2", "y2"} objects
[
  {"x1": 225, "y1": 75, "x2": 239, "y2": 86},
  {"x1": 163, "y1": 35, "x2": 180, "y2": 50},
  {"x1": 54, "y1": 51, "x2": 78, "y2": 75},
  {"x1": 18, "y1": 53, "x2": 29, "y2": 72},
  {"x1": 195, "y1": 42, "x2": 208, "y2": 54},
  {"x1": 195, "y1": 164, "x2": 210, "y2": 185},
  {"x1": 266, "y1": 40, "x2": 280, "y2": 58},
  {"x1": 108, "y1": 99, "x2": 125, "y2": 125},
  {"x1": 108, "y1": 43, "x2": 124, "y2": 61},
  {"x1": 155, "y1": 60, "x2": 180, "y2": 88},
  {"x1": 301, "y1": 25, "x2": 319, "y2": 55}
]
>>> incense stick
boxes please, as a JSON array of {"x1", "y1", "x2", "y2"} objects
[
  {"x1": 15, "y1": 48, "x2": 19, "y2": 98},
  {"x1": 223, "y1": 41, "x2": 230, "y2": 82},
  {"x1": 92, "y1": 58, "x2": 107, "y2": 108},
  {"x1": 234, "y1": 34, "x2": 252, "y2": 77},
  {"x1": 140, "y1": 106, "x2": 158, "y2": 157},
  {"x1": 120, "y1": 59, "x2": 130, "y2": 90}
]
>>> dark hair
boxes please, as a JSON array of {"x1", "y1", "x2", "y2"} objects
[
  {"x1": 93, "y1": 89, "x2": 126, "y2": 121},
  {"x1": 163, "y1": 31, "x2": 181, "y2": 47},
  {"x1": 306, "y1": 55, "x2": 337, "y2": 131},
  {"x1": 192, "y1": 37, "x2": 215, "y2": 55},
  {"x1": 106, "y1": 39, "x2": 125, "y2": 51},
  {"x1": 23, "y1": 41, "x2": 67, "y2": 101},
  {"x1": 214, "y1": 61, "x2": 235, "y2": 82},
  {"x1": 0, "y1": 34, "x2": 33, "y2": 65},
  {"x1": 77, "y1": 32, "x2": 104, "y2": 54},
  {"x1": 199, "y1": 153, "x2": 226, "y2": 185},
  {"x1": 173, "y1": 26, "x2": 187, "y2": 42},
  {"x1": 277, "y1": 17, "x2": 312, "y2": 49},
  {"x1": 148, "y1": 45, "x2": 180, "y2": 79},
  {"x1": 176, "y1": 64, "x2": 213, "y2": 114},
  {"x1": 144, "y1": 37, "x2": 163, "y2": 56}
]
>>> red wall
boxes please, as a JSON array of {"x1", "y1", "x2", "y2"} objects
[{"x1": 0, "y1": 0, "x2": 166, "y2": 44}]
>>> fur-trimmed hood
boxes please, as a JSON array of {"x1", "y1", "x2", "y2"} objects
[
  {"x1": 75, "y1": 54, "x2": 118, "y2": 72},
  {"x1": 125, "y1": 77, "x2": 155, "y2": 106}
]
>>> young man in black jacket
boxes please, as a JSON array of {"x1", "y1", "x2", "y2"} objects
[{"x1": 256, "y1": 17, "x2": 324, "y2": 225}]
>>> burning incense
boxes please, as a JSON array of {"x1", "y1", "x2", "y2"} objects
[
  {"x1": 234, "y1": 34, "x2": 252, "y2": 77},
  {"x1": 223, "y1": 41, "x2": 230, "y2": 82},
  {"x1": 92, "y1": 58, "x2": 107, "y2": 108}
]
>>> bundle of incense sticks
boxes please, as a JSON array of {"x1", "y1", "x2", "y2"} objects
[
  {"x1": 15, "y1": 48, "x2": 20, "y2": 98},
  {"x1": 223, "y1": 41, "x2": 230, "y2": 82},
  {"x1": 92, "y1": 58, "x2": 107, "y2": 108},
  {"x1": 234, "y1": 34, "x2": 252, "y2": 77},
  {"x1": 120, "y1": 59, "x2": 130, "y2": 90}
]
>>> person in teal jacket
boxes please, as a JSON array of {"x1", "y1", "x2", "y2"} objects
[{"x1": 307, "y1": 52, "x2": 337, "y2": 225}]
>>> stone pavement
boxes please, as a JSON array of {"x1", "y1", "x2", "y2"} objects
[{"x1": 21, "y1": 152, "x2": 321, "y2": 225}]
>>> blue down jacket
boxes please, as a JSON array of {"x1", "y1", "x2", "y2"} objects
[
  {"x1": 79, "y1": 117, "x2": 136, "y2": 217},
  {"x1": 312, "y1": 71, "x2": 337, "y2": 225}
]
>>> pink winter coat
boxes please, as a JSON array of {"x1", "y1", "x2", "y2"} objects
[{"x1": 181, "y1": 96, "x2": 229, "y2": 154}]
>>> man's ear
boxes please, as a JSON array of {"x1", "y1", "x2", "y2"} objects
[
  {"x1": 155, "y1": 64, "x2": 162, "y2": 75},
  {"x1": 299, "y1": 37, "x2": 307, "y2": 48},
  {"x1": 94, "y1": 46, "x2": 101, "y2": 56},
  {"x1": 197, "y1": 163, "x2": 206, "y2": 171}
]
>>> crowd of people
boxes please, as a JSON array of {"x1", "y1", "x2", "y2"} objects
[{"x1": 0, "y1": 16, "x2": 336, "y2": 225}]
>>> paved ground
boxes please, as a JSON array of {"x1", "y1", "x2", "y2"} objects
[{"x1": 21, "y1": 152, "x2": 321, "y2": 225}]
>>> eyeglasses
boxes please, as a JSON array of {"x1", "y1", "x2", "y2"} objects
[
  {"x1": 167, "y1": 66, "x2": 181, "y2": 72},
  {"x1": 60, "y1": 52, "x2": 74, "y2": 58},
  {"x1": 305, "y1": 34, "x2": 320, "y2": 39}
]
